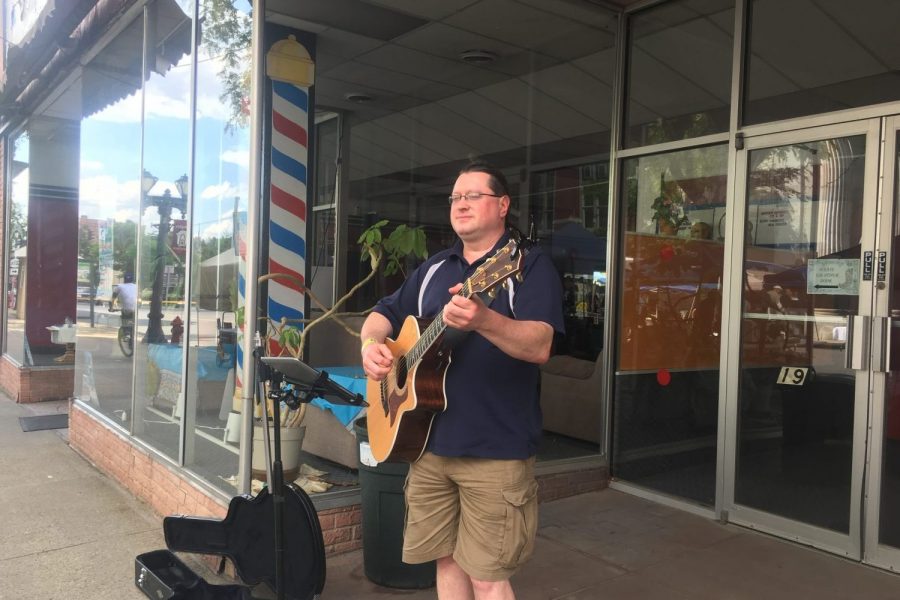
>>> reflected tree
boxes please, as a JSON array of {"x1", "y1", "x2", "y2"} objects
[{"x1": 200, "y1": 0, "x2": 251, "y2": 131}]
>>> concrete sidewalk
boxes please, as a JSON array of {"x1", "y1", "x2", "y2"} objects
[{"x1": 2, "y1": 393, "x2": 899, "y2": 599}]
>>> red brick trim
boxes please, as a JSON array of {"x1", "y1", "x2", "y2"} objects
[
  {"x1": 69, "y1": 401, "x2": 605, "y2": 563},
  {"x1": 68, "y1": 401, "x2": 363, "y2": 556},
  {"x1": 0, "y1": 355, "x2": 74, "y2": 403}
]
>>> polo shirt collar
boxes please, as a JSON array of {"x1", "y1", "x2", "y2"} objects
[{"x1": 449, "y1": 232, "x2": 512, "y2": 267}]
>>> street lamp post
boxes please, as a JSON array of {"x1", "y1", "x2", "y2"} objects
[{"x1": 142, "y1": 171, "x2": 188, "y2": 344}]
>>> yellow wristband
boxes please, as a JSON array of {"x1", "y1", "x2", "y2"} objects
[{"x1": 360, "y1": 337, "x2": 379, "y2": 354}]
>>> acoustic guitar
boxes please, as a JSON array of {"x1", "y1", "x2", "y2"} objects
[{"x1": 366, "y1": 237, "x2": 528, "y2": 463}]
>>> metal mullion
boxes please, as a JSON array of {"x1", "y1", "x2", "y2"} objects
[
  {"x1": 238, "y1": 0, "x2": 267, "y2": 494},
  {"x1": 601, "y1": 6, "x2": 627, "y2": 465},
  {"x1": 740, "y1": 101, "x2": 900, "y2": 140},
  {"x1": 864, "y1": 116, "x2": 899, "y2": 568},
  {"x1": 615, "y1": 132, "x2": 730, "y2": 159},
  {"x1": 718, "y1": 0, "x2": 748, "y2": 521},
  {"x1": 179, "y1": 0, "x2": 200, "y2": 469}
]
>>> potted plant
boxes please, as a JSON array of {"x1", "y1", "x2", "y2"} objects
[
  {"x1": 241, "y1": 221, "x2": 427, "y2": 481},
  {"x1": 650, "y1": 173, "x2": 688, "y2": 236}
]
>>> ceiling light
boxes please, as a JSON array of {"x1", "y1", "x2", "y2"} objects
[
  {"x1": 344, "y1": 92, "x2": 373, "y2": 103},
  {"x1": 459, "y1": 49, "x2": 497, "y2": 64}
]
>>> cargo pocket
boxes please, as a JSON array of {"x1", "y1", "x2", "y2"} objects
[{"x1": 498, "y1": 480, "x2": 539, "y2": 569}]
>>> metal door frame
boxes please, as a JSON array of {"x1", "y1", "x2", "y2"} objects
[
  {"x1": 864, "y1": 115, "x2": 900, "y2": 571},
  {"x1": 722, "y1": 118, "x2": 882, "y2": 559}
]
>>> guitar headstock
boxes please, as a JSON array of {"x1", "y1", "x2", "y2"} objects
[{"x1": 466, "y1": 239, "x2": 527, "y2": 297}]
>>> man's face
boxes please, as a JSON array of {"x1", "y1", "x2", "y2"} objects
[{"x1": 449, "y1": 171, "x2": 509, "y2": 243}]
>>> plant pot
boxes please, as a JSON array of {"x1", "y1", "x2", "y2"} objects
[{"x1": 251, "y1": 424, "x2": 306, "y2": 482}]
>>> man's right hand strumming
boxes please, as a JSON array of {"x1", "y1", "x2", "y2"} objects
[{"x1": 361, "y1": 338, "x2": 393, "y2": 381}]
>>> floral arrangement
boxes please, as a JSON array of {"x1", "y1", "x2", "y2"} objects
[{"x1": 650, "y1": 174, "x2": 688, "y2": 232}]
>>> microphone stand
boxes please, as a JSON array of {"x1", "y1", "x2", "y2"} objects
[
  {"x1": 254, "y1": 337, "x2": 286, "y2": 600},
  {"x1": 253, "y1": 353, "x2": 366, "y2": 600}
]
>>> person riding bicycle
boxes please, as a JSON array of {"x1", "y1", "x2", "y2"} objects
[{"x1": 110, "y1": 273, "x2": 137, "y2": 321}]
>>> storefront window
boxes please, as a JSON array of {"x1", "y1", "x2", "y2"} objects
[
  {"x1": 299, "y1": 0, "x2": 618, "y2": 461},
  {"x1": 74, "y1": 14, "x2": 145, "y2": 427},
  {"x1": 132, "y1": 0, "x2": 193, "y2": 460},
  {"x1": 4, "y1": 131, "x2": 29, "y2": 365},
  {"x1": 744, "y1": 0, "x2": 900, "y2": 126},
  {"x1": 613, "y1": 145, "x2": 728, "y2": 506},
  {"x1": 623, "y1": 0, "x2": 734, "y2": 148},
  {"x1": 185, "y1": 0, "x2": 250, "y2": 493}
]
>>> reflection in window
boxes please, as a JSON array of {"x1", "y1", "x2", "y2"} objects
[
  {"x1": 132, "y1": 0, "x2": 193, "y2": 462},
  {"x1": 735, "y1": 136, "x2": 865, "y2": 533},
  {"x1": 302, "y1": 0, "x2": 618, "y2": 464},
  {"x1": 185, "y1": 0, "x2": 251, "y2": 494},
  {"x1": 745, "y1": 0, "x2": 900, "y2": 125},
  {"x1": 73, "y1": 15, "x2": 145, "y2": 427},
  {"x1": 532, "y1": 163, "x2": 608, "y2": 361},
  {"x1": 5, "y1": 132, "x2": 29, "y2": 364},
  {"x1": 613, "y1": 145, "x2": 728, "y2": 506},
  {"x1": 624, "y1": 0, "x2": 734, "y2": 148}
]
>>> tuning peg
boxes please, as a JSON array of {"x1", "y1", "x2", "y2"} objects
[
  {"x1": 488, "y1": 288, "x2": 497, "y2": 299},
  {"x1": 516, "y1": 273, "x2": 524, "y2": 282}
]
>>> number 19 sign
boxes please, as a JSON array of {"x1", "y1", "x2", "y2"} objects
[{"x1": 777, "y1": 367, "x2": 810, "y2": 386}]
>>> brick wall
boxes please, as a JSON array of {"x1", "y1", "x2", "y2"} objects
[
  {"x1": 0, "y1": 356, "x2": 74, "y2": 402},
  {"x1": 68, "y1": 401, "x2": 365, "y2": 556},
  {"x1": 537, "y1": 467, "x2": 609, "y2": 502},
  {"x1": 69, "y1": 401, "x2": 606, "y2": 565}
]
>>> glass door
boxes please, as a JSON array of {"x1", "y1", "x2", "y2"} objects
[
  {"x1": 865, "y1": 116, "x2": 900, "y2": 571},
  {"x1": 724, "y1": 120, "x2": 881, "y2": 558}
]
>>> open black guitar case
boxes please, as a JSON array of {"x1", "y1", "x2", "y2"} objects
[{"x1": 135, "y1": 482, "x2": 325, "y2": 600}]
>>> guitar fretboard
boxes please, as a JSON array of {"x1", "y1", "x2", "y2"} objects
[{"x1": 405, "y1": 279, "x2": 473, "y2": 368}]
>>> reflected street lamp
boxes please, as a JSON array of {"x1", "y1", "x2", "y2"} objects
[{"x1": 141, "y1": 170, "x2": 188, "y2": 344}]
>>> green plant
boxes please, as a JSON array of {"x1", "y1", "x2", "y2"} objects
[
  {"x1": 650, "y1": 174, "x2": 688, "y2": 230},
  {"x1": 238, "y1": 221, "x2": 428, "y2": 426}
]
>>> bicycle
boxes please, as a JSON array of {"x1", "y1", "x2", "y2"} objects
[{"x1": 109, "y1": 307, "x2": 135, "y2": 357}]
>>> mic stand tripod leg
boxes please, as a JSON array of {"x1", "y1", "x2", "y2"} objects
[
  {"x1": 271, "y1": 388, "x2": 285, "y2": 600},
  {"x1": 256, "y1": 357, "x2": 285, "y2": 600}
]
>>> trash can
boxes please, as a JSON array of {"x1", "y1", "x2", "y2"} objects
[{"x1": 355, "y1": 419, "x2": 436, "y2": 589}]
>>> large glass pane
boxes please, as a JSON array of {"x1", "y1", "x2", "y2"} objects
[
  {"x1": 613, "y1": 145, "x2": 728, "y2": 506},
  {"x1": 293, "y1": 0, "x2": 618, "y2": 471},
  {"x1": 623, "y1": 0, "x2": 734, "y2": 148},
  {"x1": 736, "y1": 136, "x2": 864, "y2": 532},
  {"x1": 133, "y1": 0, "x2": 193, "y2": 460},
  {"x1": 74, "y1": 15, "x2": 145, "y2": 428},
  {"x1": 5, "y1": 131, "x2": 28, "y2": 364},
  {"x1": 745, "y1": 0, "x2": 900, "y2": 125},
  {"x1": 184, "y1": 0, "x2": 251, "y2": 494}
]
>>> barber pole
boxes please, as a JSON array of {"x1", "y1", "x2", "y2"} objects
[
  {"x1": 234, "y1": 34, "x2": 314, "y2": 408},
  {"x1": 266, "y1": 34, "x2": 315, "y2": 356},
  {"x1": 267, "y1": 79, "x2": 308, "y2": 354}
]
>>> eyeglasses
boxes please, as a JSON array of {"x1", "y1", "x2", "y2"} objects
[{"x1": 447, "y1": 191, "x2": 503, "y2": 205}]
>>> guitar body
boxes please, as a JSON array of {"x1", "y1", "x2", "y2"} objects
[{"x1": 366, "y1": 315, "x2": 450, "y2": 463}]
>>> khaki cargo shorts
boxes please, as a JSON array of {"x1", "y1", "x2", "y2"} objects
[{"x1": 401, "y1": 452, "x2": 539, "y2": 582}]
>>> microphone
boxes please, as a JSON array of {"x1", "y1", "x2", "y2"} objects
[{"x1": 260, "y1": 357, "x2": 367, "y2": 407}]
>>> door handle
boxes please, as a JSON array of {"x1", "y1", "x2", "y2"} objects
[
  {"x1": 845, "y1": 315, "x2": 870, "y2": 370},
  {"x1": 872, "y1": 316, "x2": 889, "y2": 373}
]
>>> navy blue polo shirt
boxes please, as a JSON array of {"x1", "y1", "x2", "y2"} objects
[{"x1": 372, "y1": 235, "x2": 565, "y2": 459}]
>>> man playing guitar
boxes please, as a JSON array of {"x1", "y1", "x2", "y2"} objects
[{"x1": 360, "y1": 160, "x2": 564, "y2": 600}]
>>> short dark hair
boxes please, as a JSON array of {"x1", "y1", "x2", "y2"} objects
[{"x1": 459, "y1": 159, "x2": 509, "y2": 198}]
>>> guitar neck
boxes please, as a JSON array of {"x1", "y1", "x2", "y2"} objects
[{"x1": 406, "y1": 280, "x2": 477, "y2": 366}]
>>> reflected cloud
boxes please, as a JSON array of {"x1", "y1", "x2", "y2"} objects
[
  {"x1": 220, "y1": 149, "x2": 249, "y2": 167},
  {"x1": 200, "y1": 220, "x2": 233, "y2": 239},
  {"x1": 79, "y1": 174, "x2": 140, "y2": 219},
  {"x1": 200, "y1": 181, "x2": 241, "y2": 201}
]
